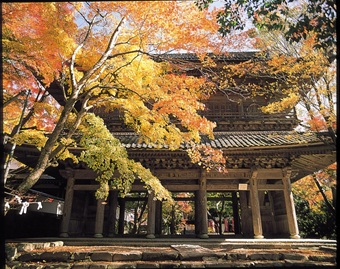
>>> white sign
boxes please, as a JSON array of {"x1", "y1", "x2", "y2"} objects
[{"x1": 238, "y1": 183, "x2": 248, "y2": 190}]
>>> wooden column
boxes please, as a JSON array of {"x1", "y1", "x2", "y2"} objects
[
  {"x1": 195, "y1": 194, "x2": 200, "y2": 236},
  {"x1": 94, "y1": 199, "x2": 105, "y2": 237},
  {"x1": 155, "y1": 200, "x2": 162, "y2": 236},
  {"x1": 197, "y1": 170, "x2": 209, "y2": 239},
  {"x1": 80, "y1": 192, "x2": 90, "y2": 236},
  {"x1": 267, "y1": 191, "x2": 277, "y2": 234},
  {"x1": 170, "y1": 205, "x2": 176, "y2": 235},
  {"x1": 59, "y1": 170, "x2": 75, "y2": 238},
  {"x1": 239, "y1": 191, "x2": 252, "y2": 236},
  {"x1": 146, "y1": 192, "x2": 156, "y2": 239},
  {"x1": 282, "y1": 167, "x2": 300, "y2": 239},
  {"x1": 118, "y1": 198, "x2": 125, "y2": 235},
  {"x1": 232, "y1": 191, "x2": 240, "y2": 234},
  {"x1": 249, "y1": 167, "x2": 264, "y2": 239},
  {"x1": 107, "y1": 190, "x2": 119, "y2": 237}
]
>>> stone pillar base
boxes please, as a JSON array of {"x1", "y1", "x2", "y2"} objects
[
  {"x1": 254, "y1": 235, "x2": 264, "y2": 239},
  {"x1": 94, "y1": 233, "x2": 103, "y2": 238},
  {"x1": 59, "y1": 233, "x2": 69, "y2": 238},
  {"x1": 146, "y1": 234, "x2": 155, "y2": 239},
  {"x1": 290, "y1": 234, "x2": 300, "y2": 239},
  {"x1": 199, "y1": 233, "x2": 209, "y2": 239}
]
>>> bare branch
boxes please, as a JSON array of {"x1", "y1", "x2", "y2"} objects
[{"x1": 77, "y1": 16, "x2": 126, "y2": 90}]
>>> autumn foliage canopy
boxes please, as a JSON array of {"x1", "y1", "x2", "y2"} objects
[
  {"x1": 3, "y1": 2, "x2": 336, "y2": 211},
  {"x1": 3, "y1": 2, "x2": 235, "y2": 203}
]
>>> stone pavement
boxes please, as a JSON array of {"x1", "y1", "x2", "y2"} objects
[{"x1": 5, "y1": 237, "x2": 337, "y2": 268}]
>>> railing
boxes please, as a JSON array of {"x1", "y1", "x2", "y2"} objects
[
  {"x1": 201, "y1": 111, "x2": 297, "y2": 121},
  {"x1": 97, "y1": 110, "x2": 298, "y2": 132}
]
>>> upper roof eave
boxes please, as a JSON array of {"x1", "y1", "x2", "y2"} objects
[{"x1": 150, "y1": 51, "x2": 266, "y2": 63}]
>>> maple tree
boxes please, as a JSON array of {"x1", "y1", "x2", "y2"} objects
[
  {"x1": 212, "y1": 24, "x2": 336, "y2": 143},
  {"x1": 293, "y1": 163, "x2": 336, "y2": 214},
  {"x1": 196, "y1": 0, "x2": 336, "y2": 58},
  {"x1": 161, "y1": 192, "x2": 195, "y2": 235},
  {"x1": 195, "y1": 0, "x2": 336, "y2": 141},
  {"x1": 3, "y1": 2, "x2": 235, "y2": 210},
  {"x1": 252, "y1": 24, "x2": 337, "y2": 230},
  {"x1": 293, "y1": 163, "x2": 336, "y2": 239},
  {"x1": 210, "y1": 13, "x2": 337, "y2": 216}
]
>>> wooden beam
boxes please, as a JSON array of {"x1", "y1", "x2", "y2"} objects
[
  {"x1": 207, "y1": 183, "x2": 283, "y2": 191},
  {"x1": 61, "y1": 167, "x2": 289, "y2": 181},
  {"x1": 74, "y1": 183, "x2": 284, "y2": 192},
  {"x1": 74, "y1": 185, "x2": 100, "y2": 191},
  {"x1": 60, "y1": 169, "x2": 98, "y2": 179},
  {"x1": 258, "y1": 184, "x2": 283, "y2": 191},
  {"x1": 207, "y1": 184, "x2": 239, "y2": 191},
  {"x1": 131, "y1": 184, "x2": 201, "y2": 192}
]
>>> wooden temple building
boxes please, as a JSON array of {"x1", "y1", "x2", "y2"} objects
[{"x1": 6, "y1": 52, "x2": 336, "y2": 239}]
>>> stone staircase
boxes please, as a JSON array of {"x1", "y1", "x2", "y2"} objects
[{"x1": 5, "y1": 239, "x2": 337, "y2": 268}]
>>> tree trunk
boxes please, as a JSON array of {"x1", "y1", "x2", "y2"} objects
[
  {"x1": 17, "y1": 98, "x2": 77, "y2": 192},
  {"x1": 16, "y1": 17, "x2": 127, "y2": 193},
  {"x1": 312, "y1": 174, "x2": 335, "y2": 215}
]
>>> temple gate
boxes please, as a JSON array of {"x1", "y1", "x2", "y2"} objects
[{"x1": 7, "y1": 52, "x2": 336, "y2": 239}]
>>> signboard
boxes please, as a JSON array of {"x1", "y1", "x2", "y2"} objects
[{"x1": 238, "y1": 183, "x2": 248, "y2": 190}]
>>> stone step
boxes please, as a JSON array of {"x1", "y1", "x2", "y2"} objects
[
  {"x1": 5, "y1": 241, "x2": 337, "y2": 268},
  {"x1": 5, "y1": 260, "x2": 338, "y2": 268}
]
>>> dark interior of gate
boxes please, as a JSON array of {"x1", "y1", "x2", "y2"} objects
[{"x1": 5, "y1": 52, "x2": 336, "y2": 239}]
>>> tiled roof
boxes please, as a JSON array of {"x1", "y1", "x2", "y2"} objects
[
  {"x1": 112, "y1": 131, "x2": 329, "y2": 150},
  {"x1": 151, "y1": 51, "x2": 265, "y2": 62}
]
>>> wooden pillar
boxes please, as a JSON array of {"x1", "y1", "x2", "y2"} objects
[
  {"x1": 108, "y1": 191, "x2": 119, "y2": 237},
  {"x1": 282, "y1": 167, "x2": 300, "y2": 239},
  {"x1": 267, "y1": 191, "x2": 277, "y2": 234},
  {"x1": 232, "y1": 192, "x2": 240, "y2": 234},
  {"x1": 249, "y1": 167, "x2": 264, "y2": 239},
  {"x1": 239, "y1": 191, "x2": 252, "y2": 236},
  {"x1": 118, "y1": 198, "x2": 125, "y2": 235},
  {"x1": 170, "y1": 205, "x2": 176, "y2": 235},
  {"x1": 80, "y1": 192, "x2": 90, "y2": 236},
  {"x1": 155, "y1": 200, "x2": 162, "y2": 236},
  {"x1": 146, "y1": 192, "x2": 156, "y2": 239},
  {"x1": 197, "y1": 170, "x2": 209, "y2": 239},
  {"x1": 195, "y1": 194, "x2": 200, "y2": 236},
  {"x1": 94, "y1": 199, "x2": 105, "y2": 238},
  {"x1": 59, "y1": 170, "x2": 75, "y2": 238}
]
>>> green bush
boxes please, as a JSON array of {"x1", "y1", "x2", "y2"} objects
[{"x1": 294, "y1": 196, "x2": 336, "y2": 239}]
